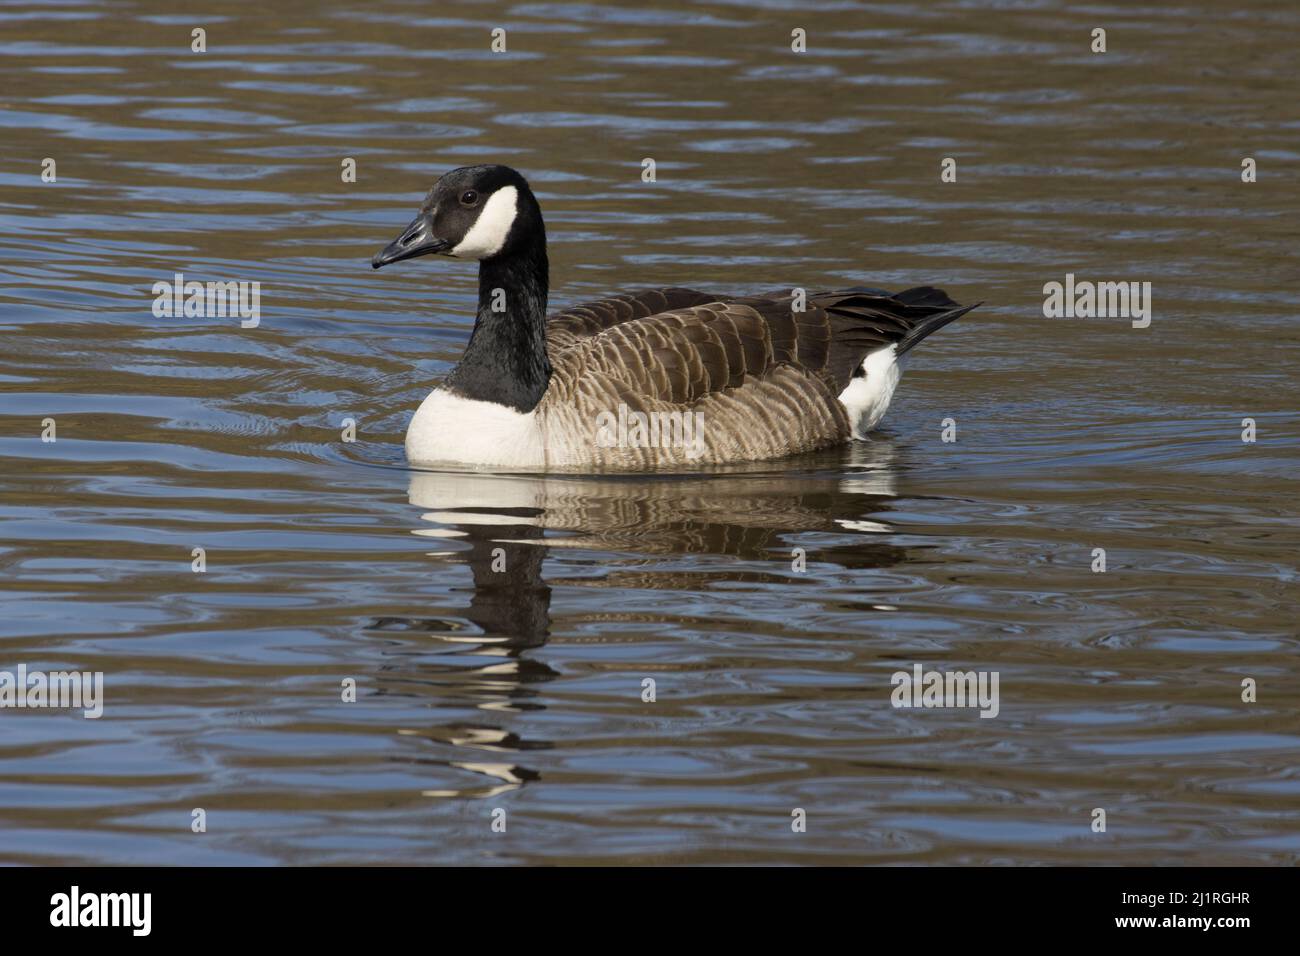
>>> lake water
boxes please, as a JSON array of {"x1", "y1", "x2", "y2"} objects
[{"x1": 0, "y1": 0, "x2": 1297, "y2": 864}]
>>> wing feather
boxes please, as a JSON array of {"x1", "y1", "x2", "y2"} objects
[{"x1": 535, "y1": 285, "x2": 976, "y2": 466}]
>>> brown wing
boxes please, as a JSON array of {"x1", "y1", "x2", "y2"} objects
[
  {"x1": 545, "y1": 287, "x2": 720, "y2": 355},
  {"x1": 550, "y1": 287, "x2": 974, "y2": 394},
  {"x1": 537, "y1": 287, "x2": 976, "y2": 467}
]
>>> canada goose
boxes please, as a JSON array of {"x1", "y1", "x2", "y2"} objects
[{"x1": 372, "y1": 165, "x2": 978, "y2": 469}]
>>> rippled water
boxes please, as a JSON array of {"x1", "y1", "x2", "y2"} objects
[{"x1": 1, "y1": 0, "x2": 1297, "y2": 864}]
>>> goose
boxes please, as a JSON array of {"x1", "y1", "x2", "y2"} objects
[{"x1": 372, "y1": 164, "x2": 978, "y2": 470}]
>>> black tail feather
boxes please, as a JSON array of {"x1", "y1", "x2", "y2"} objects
[
  {"x1": 823, "y1": 286, "x2": 978, "y2": 356},
  {"x1": 896, "y1": 301, "x2": 981, "y2": 356}
]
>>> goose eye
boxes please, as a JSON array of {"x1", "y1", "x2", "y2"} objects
[{"x1": 460, "y1": 190, "x2": 479, "y2": 206}]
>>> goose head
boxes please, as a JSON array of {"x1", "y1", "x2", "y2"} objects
[{"x1": 372, "y1": 164, "x2": 544, "y2": 269}]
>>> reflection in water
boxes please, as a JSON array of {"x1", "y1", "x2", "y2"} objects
[
  {"x1": 373, "y1": 443, "x2": 905, "y2": 797},
  {"x1": 408, "y1": 440, "x2": 901, "y2": 560},
  {"x1": 367, "y1": 484, "x2": 556, "y2": 799}
]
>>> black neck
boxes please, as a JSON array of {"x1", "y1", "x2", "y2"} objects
[{"x1": 444, "y1": 239, "x2": 551, "y2": 412}]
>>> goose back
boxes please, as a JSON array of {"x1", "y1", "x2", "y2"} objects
[{"x1": 535, "y1": 287, "x2": 974, "y2": 468}]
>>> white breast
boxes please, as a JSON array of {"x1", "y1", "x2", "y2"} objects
[
  {"x1": 405, "y1": 389, "x2": 545, "y2": 469},
  {"x1": 837, "y1": 344, "x2": 903, "y2": 439}
]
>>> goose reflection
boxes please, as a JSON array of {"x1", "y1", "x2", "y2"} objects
[{"x1": 375, "y1": 440, "x2": 908, "y2": 798}]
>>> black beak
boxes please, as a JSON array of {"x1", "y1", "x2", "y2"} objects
[{"x1": 372, "y1": 213, "x2": 451, "y2": 269}]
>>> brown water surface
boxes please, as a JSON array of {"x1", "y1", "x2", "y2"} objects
[{"x1": 0, "y1": 0, "x2": 1297, "y2": 864}]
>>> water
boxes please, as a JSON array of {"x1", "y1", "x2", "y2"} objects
[{"x1": 1, "y1": 0, "x2": 1297, "y2": 864}]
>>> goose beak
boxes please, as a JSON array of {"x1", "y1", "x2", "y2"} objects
[{"x1": 372, "y1": 213, "x2": 450, "y2": 269}]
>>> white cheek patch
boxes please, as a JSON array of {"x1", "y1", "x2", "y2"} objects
[{"x1": 450, "y1": 185, "x2": 519, "y2": 259}]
